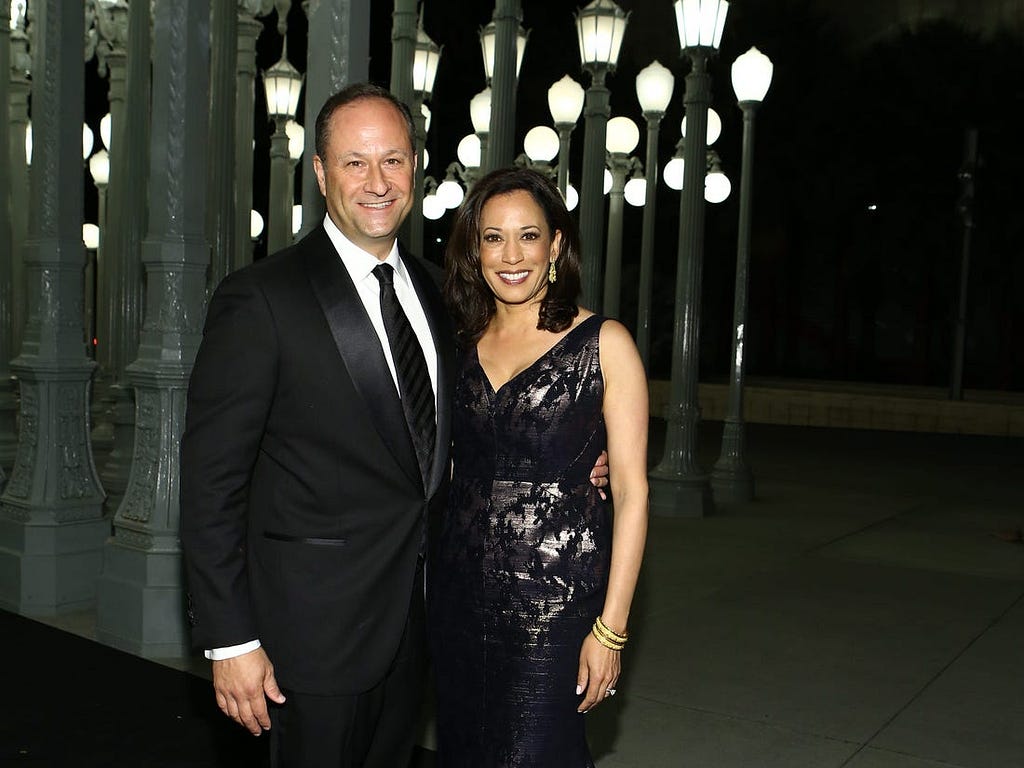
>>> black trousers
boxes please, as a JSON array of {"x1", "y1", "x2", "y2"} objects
[{"x1": 269, "y1": 570, "x2": 427, "y2": 768}]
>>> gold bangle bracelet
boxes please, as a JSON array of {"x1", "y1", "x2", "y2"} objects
[
  {"x1": 591, "y1": 624, "x2": 625, "y2": 651},
  {"x1": 595, "y1": 615, "x2": 628, "y2": 644}
]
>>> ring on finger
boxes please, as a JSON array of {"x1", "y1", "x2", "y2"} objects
[{"x1": 605, "y1": 687, "x2": 617, "y2": 696}]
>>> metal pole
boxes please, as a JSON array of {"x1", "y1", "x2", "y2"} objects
[
  {"x1": 578, "y1": 66, "x2": 610, "y2": 312},
  {"x1": 603, "y1": 152, "x2": 630, "y2": 318},
  {"x1": 488, "y1": 0, "x2": 520, "y2": 170},
  {"x1": 648, "y1": 48, "x2": 714, "y2": 518},
  {"x1": 949, "y1": 128, "x2": 978, "y2": 401},
  {"x1": 100, "y1": 0, "x2": 151, "y2": 502},
  {"x1": 390, "y1": 0, "x2": 417, "y2": 250},
  {"x1": 636, "y1": 111, "x2": 663, "y2": 369},
  {"x1": 233, "y1": 2, "x2": 263, "y2": 271},
  {"x1": 0, "y1": 0, "x2": 107, "y2": 615},
  {"x1": 300, "y1": 0, "x2": 370, "y2": 238},
  {"x1": 711, "y1": 101, "x2": 758, "y2": 503},
  {"x1": 0, "y1": 17, "x2": 16, "y2": 472},
  {"x1": 207, "y1": 0, "x2": 238, "y2": 287},
  {"x1": 96, "y1": 0, "x2": 211, "y2": 657},
  {"x1": 7, "y1": 22, "x2": 30, "y2": 363},
  {"x1": 268, "y1": 116, "x2": 292, "y2": 254},
  {"x1": 555, "y1": 124, "x2": 573, "y2": 199}
]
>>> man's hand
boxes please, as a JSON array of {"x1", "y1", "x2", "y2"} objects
[
  {"x1": 212, "y1": 647, "x2": 286, "y2": 736},
  {"x1": 590, "y1": 449, "x2": 610, "y2": 500}
]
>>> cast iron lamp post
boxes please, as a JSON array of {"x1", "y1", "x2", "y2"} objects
[
  {"x1": 547, "y1": 75, "x2": 585, "y2": 199},
  {"x1": 603, "y1": 115, "x2": 640, "y2": 319},
  {"x1": 711, "y1": 45, "x2": 773, "y2": 504},
  {"x1": 575, "y1": 0, "x2": 629, "y2": 312},
  {"x1": 480, "y1": 5, "x2": 528, "y2": 169},
  {"x1": 263, "y1": 40, "x2": 303, "y2": 255},
  {"x1": 649, "y1": 0, "x2": 729, "y2": 518},
  {"x1": 634, "y1": 60, "x2": 674, "y2": 368}
]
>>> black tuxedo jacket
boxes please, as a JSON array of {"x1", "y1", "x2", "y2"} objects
[{"x1": 180, "y1": 225, "x2": 454, "y2": 695}]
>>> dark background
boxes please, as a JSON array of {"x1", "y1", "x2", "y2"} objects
[{"x1": 83, "y1": 0, "x2": 1024, "y2": 392}]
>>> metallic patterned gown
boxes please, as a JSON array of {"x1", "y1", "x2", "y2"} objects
[{"x1": 429, "y1": 315, "x2": 610, "y2": 768}]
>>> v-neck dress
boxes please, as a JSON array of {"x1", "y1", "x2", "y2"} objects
[{"x1": 428, "y1": 314, "x2": 609, "y2": 768}]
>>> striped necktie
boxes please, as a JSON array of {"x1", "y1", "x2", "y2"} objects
[{"x1": 373, "y1": 263, "x2": 436, "y2": 485}]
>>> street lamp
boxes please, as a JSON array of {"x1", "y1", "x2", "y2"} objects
[
  {"x1": 263, "y1": 40, "x2": 303, "y2": 255},
  {"x1": 603, "y1": 115, "x2": 640, "y2": 318},
  {"x1": 470, "y1": 87, "x2": 492, "y2": 172},
  {"x1": 436, "y1": 168, "x2": 466, "y2": 210},
  {"x1": 704, "y1": 150, "x2": 731, "y2": 203},
  {"x1": 711, "y1": 44, "x2": 773, "y2": 503},
  {"x1": 547, "y1": 75, "x2": 585, "y2": 198},
  {"x1": 649, "y1": 0, "x2": 729, "y2": 518},
  {"x1": 575, "y1": 0, "x2": 629, "y2": 311},
  {"x1": 480, "y1": 17, "x2": 528, "y2": 82},
  {"x1": 624, "y1": 171, "x2": 647, "y2": 207},
  {"x1": 250, "y1": 209, "x2": 264, "y2": 242},
  {"x1": 635, "y1": 59, "x2": 675, "y2": 368},
  {"x1": 519, "y1": 125, "x2": 559, "y2": 179},
  {"x1": 457, "y1": 133, "x2": 483, "y2": 188}
]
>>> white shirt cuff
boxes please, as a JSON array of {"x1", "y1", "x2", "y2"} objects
[{"x1": 205, "y1": 639, "x2": 261, "y2": 660}]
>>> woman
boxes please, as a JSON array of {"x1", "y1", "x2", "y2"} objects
[{"x1": 429, "y1": 167, "x2": 649, "y2": 767}]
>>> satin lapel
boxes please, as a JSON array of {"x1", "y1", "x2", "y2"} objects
[
  {"x1": 305, "y1": 229, "x2": 421, "y2": 490},
  {"x1": 402, "y1": 249, "x2": 455, "y2": 498}
]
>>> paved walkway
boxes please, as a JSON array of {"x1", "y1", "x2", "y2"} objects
[
  {"x1": 589, "y1": 422, "x2": 1023, "y2": 767},
  {"x1": 30, "y1": 421, "x2": 1024, "y2": 767}
]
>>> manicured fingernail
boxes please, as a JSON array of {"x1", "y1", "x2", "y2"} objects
[{"x1": 576, "y1": 684, "x2": 584, "y2": 695}]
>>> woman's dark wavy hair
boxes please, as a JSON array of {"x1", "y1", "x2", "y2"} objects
[{"x1": 443, "y1": 167, "x2": 581, "y2": 344}]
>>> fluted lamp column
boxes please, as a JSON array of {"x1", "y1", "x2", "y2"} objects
[
  {"x1": 575, "y1": 0, "x2": 629, "y2": 312},
  {"x1": 603, "y1": 116, "x2": 639, "y2": 319},
  {"x1": 0, "y1": 3, "x2": 13, "y2": 475},
  {"x1": 649, "y1": 0, "x2": 728, "y2": 519},
  {"x1": 263, "y1": 41, "x2": 303, "y2": 256},
  {"x1": 547, "y1": 75, "x2": 584, "y2": 199},
  {"x1": 480, "y1": 4, "x2": 528, "y2": 170},
  {"x1": 634, "y1": 60, "x2": 674, "y2": 369},
  {"x1": 711, "y1": 45, "x2": 772, "y2": 504}
]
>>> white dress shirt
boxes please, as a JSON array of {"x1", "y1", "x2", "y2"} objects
[{"x1": 206, "y1": 217, "x2": 438, "y2": 661}]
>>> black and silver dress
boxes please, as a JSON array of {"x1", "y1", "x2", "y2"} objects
[{"x1": 429, "y1": 315, "x2": 610, "y2": 768}]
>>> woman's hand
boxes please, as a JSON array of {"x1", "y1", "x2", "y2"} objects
[{"x1": 576, "y1": 631, "x2": 621, "y2": 713}]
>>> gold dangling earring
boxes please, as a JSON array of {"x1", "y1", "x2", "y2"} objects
[{"x1": 548, "y1": 260, "x2": 557, "y2": 284}]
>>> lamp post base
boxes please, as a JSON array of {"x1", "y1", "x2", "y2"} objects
[
  {"x1": 710, "y1": 463, "x2": 754, "y2": 505},
  {"x1": 648, "y1": 473, "x2": 713, "y2": 518}
]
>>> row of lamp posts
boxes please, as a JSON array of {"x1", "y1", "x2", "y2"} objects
[{"x1": 409, "y1": 1, "x2": 775, "y2": 516}]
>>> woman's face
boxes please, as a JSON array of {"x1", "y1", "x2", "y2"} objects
[{"x1": 477, "y1": 189, "x2": 562, "y2": 309}]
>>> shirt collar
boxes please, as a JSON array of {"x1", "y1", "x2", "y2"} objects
[{"x1": 321, "y1": 214, "x2": 408, "y2": 286}]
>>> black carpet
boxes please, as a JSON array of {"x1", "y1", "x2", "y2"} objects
[{"x1": 3, "y1": 610, "x2": 434, "y2": 767}]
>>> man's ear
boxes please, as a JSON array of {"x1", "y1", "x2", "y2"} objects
[{"x1": 313, "y1": 155, "x2": 326, "y2": 196}]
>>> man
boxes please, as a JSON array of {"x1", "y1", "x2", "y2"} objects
[
  {"x1": 181, "y1": 83, "x2": 449, "y2": 767},
  {"x1": 181, "y1": 83, "x2": 607, "y2": 767}
]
